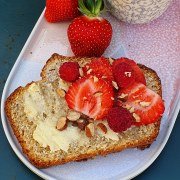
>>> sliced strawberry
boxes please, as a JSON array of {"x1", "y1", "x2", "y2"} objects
[
  {"x1": 118, "y1": 83, "x2": 165, "y2": 126},
  {"x1": 113, "y1": 57, "x2": 146, "y2": 85},
  {"x1": 83, "y1": 57, "x2": 113, "y2": 82},
  {"x1": 65, "y1": 76, "x2": 114, "y2": 120}
]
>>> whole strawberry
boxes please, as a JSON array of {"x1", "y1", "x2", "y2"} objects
[
  {"x1": 45, "y1": 0, "x2": 80, "y2": 22},
  {"x1": 68, "y1": 0, "x2": 112, "y2": 57}
]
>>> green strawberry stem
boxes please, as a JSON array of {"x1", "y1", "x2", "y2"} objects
[{"x1": 78, "y1": 0, "x2": 104, "y2": 17}]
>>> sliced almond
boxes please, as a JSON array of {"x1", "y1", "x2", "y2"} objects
[
  {"x1": 134, "y1": 100, "x2": 141, "y2": 104},
  {"x1": 129, "y1": 107, "x2": 135, "y2": 113},
  {"x1": 118, "y1": 93, "x2": 128, "y2": 99},
  {"x1": 94, "y1": 92, "x2": 103, "y2": 97},
  {"x1": 133, "y1": 113, "x2": 141, "y2": 122},
  {"x1": 139, "y1": 101, "x2": 151, "y2": 107},
  {"x1": 87, "y1": 69, "x2": 92, "y2": 74},
  {"x1": 109, "y1": 58, "x2": 114, "y2": 65},
  {"x1": 112, "y1": 81, "x2": 119, "y2": 90},
  {"x1": 124, "y1": 71, "x2": 132, "y2": 77},
  {"x1": 124, "y1": 104, "x2": 131, "y2": 110},
  {"x1": 79, "y1": 68, "x2": 84, "y2": 77},
  {"x1": 83, "y1": 96, "x2": 87, "y2": 100},
  {"x1": 56, "y1": 117, "x2": 67, "y2": 131},
  {"x1": 132, "y1": 95, "x2": 139, "y2": 99},
  {"x1": 93, "y1": 76, "x2": 99, "y2": 82},
  {"x1": 102, "y1": 76, "x2": 107, "y2": 79},
  {"x1": 118, "y1": 93, "x2": 128, "y2": 102},
  {"x1": 77, "y1": 119, "x2": 89, "y2": 130},
  {"x1": 97, "y1": 123, "x2": 107, "y2": 134},
  {"x1": 67, "y1": 110, "x2": 81, "y2": 121},
  {"x1": 85, "y1": 123, "x2": 94, "y2": 138},
  {"x1": 57, "y1": 89, "x2": 65, "y2": 98},
  {"x1": 59, "y1": 79, "x2": 69, "y2": 92}
]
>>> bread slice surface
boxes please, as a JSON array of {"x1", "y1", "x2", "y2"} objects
[{"x1": 5, "y1": 54, "x2": 162, "y2": 168}]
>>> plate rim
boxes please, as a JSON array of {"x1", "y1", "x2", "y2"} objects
[{"x1": 1, "y1": 8, "x2": 180, "y2": 180}]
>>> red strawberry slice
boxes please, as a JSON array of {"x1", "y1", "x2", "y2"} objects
[
  {"x1": 118, "y1": 83, "x2": 165, "y2": 126},
  {"x1": 113, "y1": 57, "x2": 146, "y2": 85},
  {"x1": 65, "y1": 76, "x2": 114, "y2": 120},
  {"x1": 83, "y1": 57, "x2": 113, "y2": 82}
]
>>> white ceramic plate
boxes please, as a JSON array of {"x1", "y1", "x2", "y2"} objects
[{"x1": 1, "y1": 9, "x2": 180, "y2": 180}]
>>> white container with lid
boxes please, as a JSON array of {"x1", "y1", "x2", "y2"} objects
[{"x1": 105, "y1": 0, "x2": 172, "y2": 24}]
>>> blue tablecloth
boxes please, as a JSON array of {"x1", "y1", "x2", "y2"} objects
[{"x1": 0, "y1": 0, "x2": 179, "y2": 179}]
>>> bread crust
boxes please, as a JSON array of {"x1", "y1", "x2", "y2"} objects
[{"x1": 5, "y1": 54, "x2": 163, "y2": 168}]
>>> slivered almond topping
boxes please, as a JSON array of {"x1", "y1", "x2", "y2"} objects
[
  {"x1": 133, "y1": 113, "x2": 141, "y2": 122},
  {"x1": 112, "y1": 81, "x2": 119, "y2": 90},
  {"x1": 129, "y1": 107, "x2": 135, "y2": 113},
  {"x1": 124, "y1": 72, "x2": 132, "y2": 77},
  {"x1": 56, "y1": 117, "x2": 67, "y2": 131},
  {"x1": 102, "y1": 76, "x2": 107, "y2": 79},
  {"x1": 83, "y1": 96, "x2": 87, "y2": 100},
  {"x1": 67, "y1": 110, "x2": 81, "y2": 121},
  {"x1": 93, "y1": 76, "x2": 99, "y2": 82},
  {"x1": 118, "y1": 93, "x2": 128, "y2": 102},
  {"x1": 59, "y1": 78, "x2": 69, "y2": 92},
  {"x1": 79, "y1": 68, "x2": 84, "y2": 77},
  {"x1": 108, "y1": 57, "x2": 114, "y2": 65},
  {"x1": 77, "y1": 119, "x2": 89, "y2": 130},
  {"x1": 97, "y1": 123, "x2": 107, "y2": 134},
  {"x1": 132, "y1": 95, "x2": 139, "y2": 99},
  {"x1": 139, "y1": 101, "x2": 151, "y2": 107},
  {"x1": 125, "y1": 104, "x2": 131, "y2": 110},
  {"x1": 87, "y1": 69, "x2": 92, "y2": 74},
  {"x1": 118, "y1": 93, "x2": 128, "y2": 99},
  {"x1": 134, "y1": 100, "x2": 141, "y2": 104},
  {"x1": 85, "y1": 123, "x2": 95, "y2": 138},
  {"x1": 94, "y1": 92, "x2": 103, "y2": 97},
  {"x1": 57, "y1": 89, "x2": 66, "y2": 98}
]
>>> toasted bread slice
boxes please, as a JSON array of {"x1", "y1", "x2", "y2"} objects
[{"x1": 5, "y1": 54, "x2": 162, "y2": 168}]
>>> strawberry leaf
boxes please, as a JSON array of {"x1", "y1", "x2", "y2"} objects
[
  {"x1": 78, "y1": 0, "x2": 104, "y2": 17},
  {"x1": 78, "y1": 0, "x2": 92, "y2": 16},
  {"x1": 94, "y1": 0, "x2": 103, "y2": 15},
  {"x1": 86, "y1": 0, "x2": 95, "y2": 13}
]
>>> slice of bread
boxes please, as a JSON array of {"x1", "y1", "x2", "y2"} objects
[{"x1": 5, "y1": 53, "x2": 162, "y2": 168}]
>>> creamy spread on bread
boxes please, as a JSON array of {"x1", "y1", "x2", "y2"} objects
[
  {"x1": 23, "y1": 83, "x2": 119, "y2": 152},
  {"x1": 33, "y1": 121, "x2": 88, "y2": 152}
]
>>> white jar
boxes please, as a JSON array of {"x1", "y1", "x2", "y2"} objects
[{"x1": 105, "y1": 0, "x2": 172, "y2": 24}]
